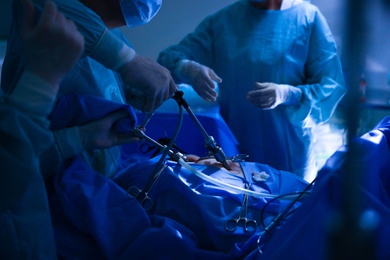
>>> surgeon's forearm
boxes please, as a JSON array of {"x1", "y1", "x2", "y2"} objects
[
  {"x1": 46, "y1": 0, "x2": 136, "y2": 70},
  {"x1": 54, "y1": 127, "x2": 84, "y2": 160},
  {"x1": 8, "y1": 71, "x2": 58, "y2": 119},
  {"x1": 32, "y1": 0, "x2": 105, "y2": 56},
  {"x1": 40, "y1": 126, "x2": 84, "y2": 178},
  {"x1": 32, "y1": 0, "x2": 136, "y2": 71},
  {"x1": 3, "y1": 70, "x2": 60, "y2": 178}
]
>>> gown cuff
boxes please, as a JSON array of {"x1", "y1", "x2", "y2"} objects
[
  {"x1": 8, "y1": 71, "x2": 58, "y2": 118},
  {"x1": 285, "y1": 86, "x2": 303, "y2": 106},
  {"x1": 54, "y1": 126, "x2": 84, "y2": 160},
  {"x1": 173, "y1": 59, "x2": 193, "y2": 83},
  {"x1": 90, "y1": 28, "x2": 136, "y2": 71}
]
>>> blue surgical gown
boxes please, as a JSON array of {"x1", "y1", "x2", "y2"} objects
[
  {"x1": 158, "y1": 1, "x2": 347, "y2": 179},
  {"x1": 238, "y1": 117, "x2": 390, "y2": 259},
  {"x1": 0, "y1": 94, "x2": 56, "y2": 258},
  {"x1": 2, "y1": 0, "x2": 129, "y2": 178}
]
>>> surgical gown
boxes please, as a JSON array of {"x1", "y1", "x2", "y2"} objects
[
  {"x1": 158, "y1": 1, "x2": 347, "y2": 180},
  {"x1": 0, "y1": 84, "x2": 56, "y2": 258},
  {"x1": 2, "y1": 0, "x2": 129, "y2": 178}
]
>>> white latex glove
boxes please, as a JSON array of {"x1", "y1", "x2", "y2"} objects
[
  {"x1": 90, "y1": 29, "x2": 177, "y2": 113},
  {"x1": 20, "y1": 0, "x2": 84, "y2": 87},
  {"x1": 118, "y1": 54, "x2": 178, "y2": 113},
  {"x1": 55, "y1": 110, "x2": 139, "y2": 159},
  {"x1": 246, "y1": 82, "x2": 302, "y2": 109},
  {"x1": 175, "y1": 60, "x2": 222, "y2": 102}
]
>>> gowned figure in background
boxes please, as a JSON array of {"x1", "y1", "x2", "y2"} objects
[
  {"x1": 0, "y1": 0, "x2": 84, "y2": 257},
  {"x1": 158, "y1": 0, "x2": 347, "y2": 182}
]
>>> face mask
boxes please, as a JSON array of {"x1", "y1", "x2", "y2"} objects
[{"x1": 120, "y1": 0, "x2": 162, "y2": 27}]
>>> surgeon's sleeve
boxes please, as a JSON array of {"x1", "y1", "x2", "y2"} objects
[
  {"x1": 158, "y1": 16, "x2": 215, "y2": 82},
  {"x1": 292, "y1": 9, "x2": 347, "y2": 125},
  {"x1": 0, "y1": 72, "x2": 57, "y2": 258},
  {"x1": 32, "y1": 0, "x2": 136, "y2": 71},
  {"x1": 1, "y1": 71, "x2": 56, "y2": 205}
]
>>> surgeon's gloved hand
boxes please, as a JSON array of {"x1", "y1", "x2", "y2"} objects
[
  {"x1": 89, "y1": 29, "x2": 176, "y2": 113},
  {"x1": 118, "y1": 54, "x2": 178, "y2": 113},
  {"x1": 55, "y1": 110, "x2": 139, "y2": 159},
  {"x1": 246, "y1": 82, "x2": 302, "y2": 109},
  {"x1": 78, "y1": 110, "x2": 140, "y2": 151},
  {"x1": 175, "y1": 60, "x2": 222, "y2": 102}
]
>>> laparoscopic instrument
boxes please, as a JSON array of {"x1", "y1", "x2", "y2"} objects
[
  {"x1": 171, "y1": 91, "x2": 232, "y2": 170},
  {"x1": 256, "y1": 178, "x2": 315, "y2": 253},
  {"x1": 129, "y1": 90, "x2": 303, "y2": 200},
  {"x1": 127, "y1": 99, "x2": 184, "y2": 209},
  {"x1": 131, "y1": 111, "x2": 187, "y2": 162},
  {"x1": 132, "y1": 90, "x2": 231, "y2": 170}
]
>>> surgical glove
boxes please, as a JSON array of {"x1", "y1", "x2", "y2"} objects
[
  {"x1": 55, "y1": 110, "x2": 139, "y2": 159},
  {"x1": 118, "y1": 54, "x2": 178, "y2": 113},
  {"x1": 246, "y1": 82, "x2": 302, "y2": 109},
  {"x1": 175, "y1": 60, "x2": 222, "y2": 102},
  {"x1": 77, "y1": 110, "x2": 140, "y2": 151}
]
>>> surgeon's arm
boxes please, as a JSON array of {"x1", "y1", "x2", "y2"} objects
[
  {"x1": 158, "y1": 15, "x2": 215, "y2": 75},
  {"x1": 0, "y1": 2, "x2": 82, "y2": 255},
  {"x1": 158, "y1": 16, "x2": 221, "y2": 102},
  {"x1": 1, "y1": 0, "x2": 84, "y2": 181},
  {"x1": 8, "y1": 0, "x2": 83, "y2": 119},
  {"x1": 93, "y1": 30, "x2": 178, "y2": 112},
  {"x1": 248, "y1": 9, "x2": 346, "y2": 124},
  {"x1": 31, "y1": 0, "x2": 135, "y2": 71},
  {"x1": 288, "y1": 9, "x2": 347, "y2": 124},
  {"x1": 41, "y1": 109, "x2": 141, "y2": 176},
  {"x1": 32, "y1": 0, "x2": 176, "y2": 112},
  {"x1": 6, "y1": 0, "x2": 85, "y2": 177}
]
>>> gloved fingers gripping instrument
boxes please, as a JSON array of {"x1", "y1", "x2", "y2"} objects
[
  {"x1": 128, "y1": 108, "x2": 183, "y2": 210},
  {"x1": 131, "y1": 90, "x2": 231, "y2": 170},
  {"x1": 131, "y1": 115, "x2": 187, "y2": 162},
  {"x1": 130, "y1": 93, "x2": 309, "y2": 203},
  {"x1": 171, "y1": 91, "x2": 231, "y2": 170}
]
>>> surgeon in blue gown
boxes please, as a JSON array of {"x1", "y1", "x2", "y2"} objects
[
  {"x1": 158, "y1": 0, "x2": 347, "y2": 182},
  {"x1": 0, "y1": 0, "x2": 318, "y2": 258},
  {"x1": 0, "y1": 0, "x2": 84, "y2": 257},
  {"x1": 2, "y1": 0, "x2": 177, "y2": 178}
]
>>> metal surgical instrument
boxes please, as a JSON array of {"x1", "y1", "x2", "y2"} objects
[
  {"x1": 131, "y1": 126, "x2": 187, "y2": 162},
  {"x1": 171, "y1": 91, "x2": 232, "y2": 170},
  {"x1": 127, "y1": 163, "x2": 167, "y2": 210},
  {"x1": 225, "y1": 183, "x2": 257, "y2": 232}
]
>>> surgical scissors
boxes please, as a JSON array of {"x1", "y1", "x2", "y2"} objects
[
  {"x1": 127, "y1": 163, "x2": 167, "y2": 210},
  {"x1": 225, "y1": 183, "x2": 257, "y2": 232}
]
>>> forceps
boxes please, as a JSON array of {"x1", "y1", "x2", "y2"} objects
[
  {"x1": 127, "y1": 164, "x2": 167, "y2": 210},
  {"x1": 225, "y1": 183, "x2": 257, "y2": 232}
]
